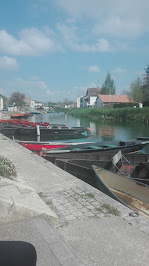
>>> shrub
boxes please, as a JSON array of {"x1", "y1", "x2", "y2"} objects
[{"x1": 0, "y1": 156, "x2": 17, "y2": 179}]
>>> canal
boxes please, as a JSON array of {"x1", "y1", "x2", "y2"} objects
[{"x1": 28, "y1": 112, "x2": 149, "y2": 151}]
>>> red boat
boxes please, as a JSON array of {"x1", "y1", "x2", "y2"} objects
[{"x1": 19, "y1": 143, "x2": 69, "y2": 152}]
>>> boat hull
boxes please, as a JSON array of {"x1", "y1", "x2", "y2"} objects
[
  {"x1": 43, "y1": 140, "x2": 149, "y2": 155},
  {"x1": 42, "y1": 152, "x2": 149, "y2": 164},
  {"x1": 93, "y1": 165, "x2": 149, "y2": 215}
]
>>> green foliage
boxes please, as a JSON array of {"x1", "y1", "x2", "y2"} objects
[
  {"x1": 101, "y1": 204, "x2": 120, "y2": 216},
  {"x1": 0, "y1": 156, "x2": 17, "y2": 179},
  {"x1": 113, "y1": 103, "x2": 138, "y2": 108},
  {"x1": 140, "y1": 65, "x2": 149, "y2": 101},
  {"x1": 2, "y1": 96, "x2": 9, "y2": 106},
  {"x1": 85, "y1": 192, "x2": 95, "y2": 198},
  {"x1": 129, "y1": 78, "x2": 143, "y2": 103},
  {"x1": 143, "y1": 101, "x2": 149, "y2": 107},
  {"x1": 68, "y1": 107, "x2": 149, "y2": 124},
  {"x1": 101, "y1": 72, "x2": 116, "y2": 95}
]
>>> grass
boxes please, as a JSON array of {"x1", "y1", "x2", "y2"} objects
[
  {"x1": 67, "y1": 107, "x2": 149, "y2": 124},
  {"x1": 85, "y1": 192, "x2": 95, "y2": 198},
  {"x1": 0, "y1": 155, "x2": 17, "y2": 179},
  {"x1": 100, "y1": 203, "x2": 121, "y2": 216},
  {"x1": 38, "y1": 192, "x2": 44, "y2": 197},
  {"x1": 46, "y1": 200, "x2": 52, "y2": 205}
]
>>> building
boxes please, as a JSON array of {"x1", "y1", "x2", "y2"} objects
[
  {"x1": 24, "y1": 97, "x2": 35, "y2": 109},
  {"x1": 34, "y1": 101, "x2": 43, "y2": 108},
  {"x1": 0, "y1": 94, "x2": 3, "y2": 110},
  {"x1": 78, "y1": 88, "x2": 102, "y2": 108},
  {"x1": 7, "y1": 105, "x2": 17, "y2": 112},
  {"x1": 77, "y1": 96, "x2": 81, "y2": 108},
  {"x1": 95, "y1": 95, "x2": 134, "y2": 108},
  {"x1": 85, "y1": 88, "x2": 102, "y2": 107},
  {"x1": 80, "y1": 95, "x2": 87, "y2": 108}
]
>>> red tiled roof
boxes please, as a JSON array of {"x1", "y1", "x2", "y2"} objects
[{"x1": 98, "y1": 95, "x2": 134, "y2": 103}]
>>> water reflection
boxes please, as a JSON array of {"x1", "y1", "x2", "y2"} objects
[{"x1": 28, "y1": 112, "x2": 149, "y2": 144}]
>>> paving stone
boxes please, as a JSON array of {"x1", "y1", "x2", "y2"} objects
[
  {"x1": 86, "y1": 205, "x2": 95, "y2": 210},
  {"x1": 65, "y1": 215, "x2": 76, "y2": 221}
]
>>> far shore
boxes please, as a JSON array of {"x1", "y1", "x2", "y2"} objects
[{"x1": 67, "y1": 107, "x2": 149, "y2": 124}]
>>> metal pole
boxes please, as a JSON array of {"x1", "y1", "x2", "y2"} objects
[{"x1": 36, "y1": 125, "x2": 40, "y2": 136}]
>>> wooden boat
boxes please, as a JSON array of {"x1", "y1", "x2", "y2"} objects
[
  {"x1": 137, "y1": 137, "x2": 149, "y2": 141},
  {"x1": 52, "y1": 152, "x2": 149, "y2": 188},
  {"x1": 18, "y1": 140, "x2": 95, "y2": 152},
  {"x1": 92, "y1": 165, "x2": 149, "y2": 216},
  {"x1": 54, "y1": 158, "x2": 113, "y2": 188},
  {"x1": 0, "y1": 119, "x2": 88, "y2": 137},
  {"x1": 30, "y1": 111, "x2": 41, "y2": 114},
  {"x1": 10, "y1": 113, "x2": 33, "y2": 119},
  {"x1": 41, "y1": 140, "x2": 149, "y2": 155},
  {"x1": 19, "y1": 143, "x2": 70, "y2": 151},
  {"x1": 42, "y1": 151, "x2": 149, "y2": 164},
  {"x1": 0, "y1": 125, "x2": 18, "y2": 135},
  {"x1": 16, "y1": 125, "x2": 87, "y2": 136}
]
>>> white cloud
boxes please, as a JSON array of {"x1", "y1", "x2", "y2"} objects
[
  {"x1": 92, "y1": 16, "x2": 145, "y2": 39},
  {"x1": 0, "y1": 28, "x2": 61, "y2": 56},
  {"x1": 0, "y1": 56, "x2": 18, "y2": 70},
  {"x1": 78, "y1": 38, "x2": 111, "y2": 52},
  {"x1": 53, "y1": 0, "x2": 149, "y2": 39},
  {"x1": 88, "y1": 66, "x2": 100, "y2": 73},
  {"x1": 56, "y1": 22, "x2": 79, "y2": 49},
  {"x1": 57, "y1": 22, "x2": 112, "y2": 52},
  {"x1": 0, "y1": 77, "x2": 52, "y2": 101}
]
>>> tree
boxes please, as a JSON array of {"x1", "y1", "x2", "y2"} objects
[
  {"x1": 2, "y1": 96, "x2": 8, "y2": 106},
  {"x1": 63, "y1": 98, "x2": 75, "y2": 105},
  {"x1": 9, "y1": 92, "x2": 25, "y2": 107},
  {"x1": 129, "y1": 78, "x2": 143, "y2": 103},
  {"x1": 100, "y1": 73, "x2": 116, "y2": 95},
  {"x1": 141, "y1": 65, "x2": 149, "y2": 101}
]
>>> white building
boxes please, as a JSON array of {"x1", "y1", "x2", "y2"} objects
[
  {"x1": 0, "y1": 94, "x2": 3, "y2": 110},
  {"x1": 77, "y1": 96, "x2": 81, "y2": 108},
  {"x1": 78, "y1": 88, "x2": 102, "y2": 108},
  {"x1": 24, "y1": 97, "x2": 35, "y2": 109},
  {"x1": 7, "y1": 105, "x2": 17, "y2": 112},
  {"x1": 80, "y1": 95, "x2": 87, "y2": 108},
  {"x1": 34, "y1": 101, "x2": 43, "y2": 108}
]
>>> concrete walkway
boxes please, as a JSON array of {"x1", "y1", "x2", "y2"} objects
[{"x1": 0, "y1": 133, "x2": 149, "y2": 265}]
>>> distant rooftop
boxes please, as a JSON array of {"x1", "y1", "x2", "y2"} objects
[
  {"x1": 86, "y1": 88, "x2": 102, "y2": 96},
  {"x1": 98, "y1": 94, "x2": 134, "y2": 103}
]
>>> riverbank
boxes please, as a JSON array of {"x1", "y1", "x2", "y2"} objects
[
  {"x1": 0, "y1": 134, "x2": 149, "y2": 265},
  {"x1": 67, "y1": 107, "x2": 149, "y2": 124}
]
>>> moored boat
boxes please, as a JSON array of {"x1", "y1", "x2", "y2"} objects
[
  {"x1": 92, "y1": 165, "x2": 149, "y2": 217},
  {"x1": 19, "y1": 142, "x2": 70, "y2": 151},
  {"x1": 41, "y1": 140, "x2": 149, "y2": 155},
  {"x1": 0, "y1": 119, "x2": 89, "y2": 137},
  {"x1": 10, "y1": 113, "x2": 33, "y2": 119},
  {"x1": 42, "y1": 151, "x2": 149, "y2": 164},
  {"x1": 52, "y1": 153, "x2": 149, "y2": 187}
]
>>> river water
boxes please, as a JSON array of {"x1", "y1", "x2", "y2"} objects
[{"x1": 27, "y1": 112, "x2": 149, "y2": 152}]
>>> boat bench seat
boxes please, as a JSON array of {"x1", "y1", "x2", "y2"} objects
[{"x1": 88, "y1": 146, "x2": 102, "y2": 149}]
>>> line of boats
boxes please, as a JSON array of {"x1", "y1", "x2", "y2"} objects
[
  {"x1": 41, "y1": 148, "x2": 149, "y2": 218},
  {"x1": 0, "y1": 119, "x2": 89, "y2": 137},
  {"x1": 1, "y1": 117, "x2": 149, "y2": 217},
  {"x1": 17, "y1": 137, "x2": 149, "y2": 217}
]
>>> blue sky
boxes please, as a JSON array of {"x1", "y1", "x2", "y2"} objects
[{"x1": 0, "y1": 0, "x2": 149, "y2": 102}]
